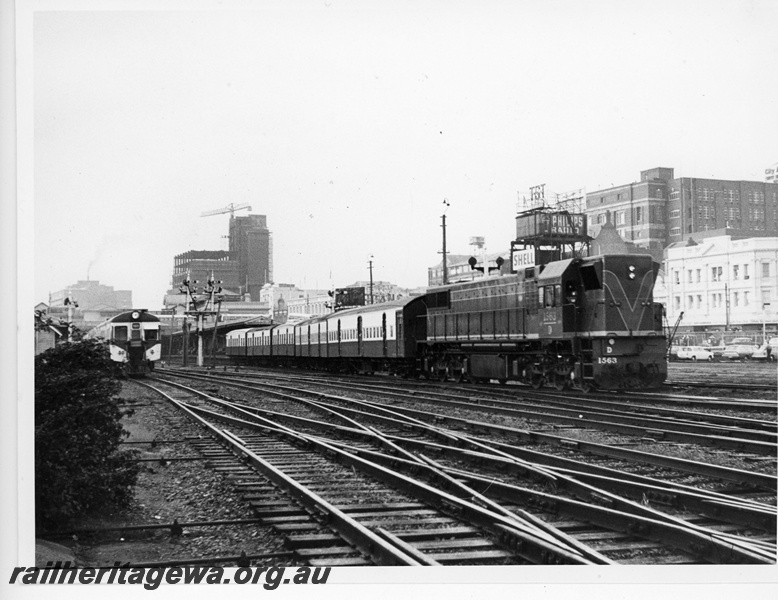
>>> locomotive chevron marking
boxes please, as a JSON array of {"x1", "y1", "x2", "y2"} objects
[{"x1": 602, "y1": 269, "x2": 655, "y2": 333}]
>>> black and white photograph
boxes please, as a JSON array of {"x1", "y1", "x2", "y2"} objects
[{"x1": 3, "y1": 0, "x2": 777, "y2": 597}]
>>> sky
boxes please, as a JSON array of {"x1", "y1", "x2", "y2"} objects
[{"x1": 26, "y1": 0, "x2": 778, "y2": 310}]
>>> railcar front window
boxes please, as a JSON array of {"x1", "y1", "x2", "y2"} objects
[{"x1": 114, "y1": 326, "x2": 127, "y2": 341}]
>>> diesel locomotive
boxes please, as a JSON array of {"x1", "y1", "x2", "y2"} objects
[
  {"x1": 85, "y1": 309, "x2": 162, "y2": 376},
  {"x1": 226, "y1": 252, "x2": 666, "y2": 391}
]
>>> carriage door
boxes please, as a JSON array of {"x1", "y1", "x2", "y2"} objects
[
  {"x1": 382, "y1": 313, "x2": 387, "y2": 357},
  {"x1": 357, "y1": 316, "x2": 363, "y2": 356},
  {"x1": 396, "y1": 313, "x2": 403, "y2": 357},
  {"x1": 337, "y1": 320, "x2": 342, "y2": 357}
]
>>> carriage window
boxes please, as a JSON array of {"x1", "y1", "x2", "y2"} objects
[
  {"x1": 555, "y1": 285, "x2": 562, "y2": 307},
  {"x1": 114, "y1": 326, "x2": 127, "y2": 341},
  {"x1": 145, "y1": 329, "x2": 158, "y2": 341},
  {"x1": 538, "y1": 287, "x2": 545, "y2": 307}
]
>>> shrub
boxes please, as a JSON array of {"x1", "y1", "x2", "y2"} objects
[{"x1": 35, "y1": 339, "x2": 139, "y2": 530}]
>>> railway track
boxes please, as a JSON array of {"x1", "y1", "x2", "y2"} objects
[
  {"x1": 144, "y1": 371, "x2": 776, "y2": 565},
  {"x1": 139, "y1": 379, "x2": 602, "y2": 566},
  {"x1": 164, "y1": 368, "x2": 778, "y2": 462}
]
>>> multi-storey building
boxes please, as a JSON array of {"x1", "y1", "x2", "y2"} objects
[
  {"x1": 49, "y1": 279, "x2": 132, "y2": 312},
  {"x1": 229, "y1": 214, "x2": 273, "y2": 300},
  {"x1": 48, "y1": 279, "x2": 133, "y2": 332},
  {"x1": 170, "y1": 250, "x2": 241, "y2": 295},
  {"x1": 286, "y1": 292, "x2": 333, "y2": 320},
  {"x1": 166, "y1": 214, "x2": 273, "y2": 308},
  {"x1": 586, "y1": 167, "x2": 672, "y2": 260},
  {"x1": 259, "y1": 283, "x2": 312, "y2": 323},
  {"x1": 656, "y1": 235, "x2": 778, "y2": 333},
  {"x1": 586, "y1": 168, "x2": 778, "y2": 261}
]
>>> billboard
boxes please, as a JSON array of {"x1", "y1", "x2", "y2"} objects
[
  {"x1": 515, "y1": 211, "x2": 588, "y2": 242},
  {"x1": 335, "y1": 287, "x2": 366, "y2": 310}
]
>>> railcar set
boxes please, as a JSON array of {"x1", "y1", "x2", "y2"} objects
[
  {"x1": 85, "y1": 309, "x2": 162, "y2": 376},
  {"x1": 226, "y1": 252, "x2": 667, "y2": 391}
]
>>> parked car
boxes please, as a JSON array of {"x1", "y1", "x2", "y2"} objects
[
  {"x1": 721, "y1": 344, "x2": 760, "y2": 360},
  {"x1": 675, "y1": 346, "x2": 714, "y2": 362},
  {"x1": 751, "y1": 342, "x2": 776, "y2": 361}
]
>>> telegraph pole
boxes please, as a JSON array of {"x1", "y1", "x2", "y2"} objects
[
  {"x1": 441, "y1": 199, "x2": 450, "y2": 285},
  {"x1": 368, "y1": 255, "x2": 374, "y2": 304}
]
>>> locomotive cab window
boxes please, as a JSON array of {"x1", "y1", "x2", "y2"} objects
[
  {"x1": 114, "y1": 326, "x2": 127, "y2": 341},
  {"x1": 545, "y1": 286, "x2": 554, "y2": 307},
  {"x1": 538, "y1": 284, "x2": 567, "y2": 307}
]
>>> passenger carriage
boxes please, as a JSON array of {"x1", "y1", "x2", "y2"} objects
[{"x1": 85, "y1": 309, "x2": 161, "y2": 376}]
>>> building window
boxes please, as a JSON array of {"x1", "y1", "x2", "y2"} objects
[
  {"x1": 762, "y1": 289, "x2": 772, "y2": 307},
  {"x1": 696, "y1": 269, "x2": 701, "y2": 283},
  {"x1": 733, "y1": 265, "x2": 739, "y2": 280},
  {"x1": 670, "y1": 209, "x2": 680, "y2": 219},
  {"x1": 687, "y1": 295, "x2": 694, "y2": 308},
  {"x1": 617, "y1": 211, "x2": 625, "y2": 225},
  {"x1": 763, "y1": 263, "x2": 771, "y2": 278},
  {"x1": 744, "y1": 264, "x2": 749, "y2": 280},
  {"x1": 687, "y1": 270, "x2": 693, "y2": 283},
  {"x1": 711, "y1": 266, "x2": 722, "y2": 282},
  {"x1": 670, "y1": 227, "x2": 681, "y2": 236},
  {"x1": 634, "y1": 207, "x2": 642, "y2": 223},
  {"x1": 734, "y1": 292, "x2": 739, "y2": 307},
  {"x1": 674, "y1": 296, "x2": 681, "y2": 310},
  {"x1": 674, "y1": 270, "x2": 680, "y2": 284},
  {"x1": 697, "y1": 294, "x2": 703, "y2": 309},
  {"x1": 744, "y1": 291, "x2": 749, "y2": 306},
  {"x1": 711, "y1": 294, "x2": 717, "y2": 308}
]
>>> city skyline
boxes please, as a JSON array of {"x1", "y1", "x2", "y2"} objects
[{"x1": 25, "y1": 2, "x2": 778, "y2": 311}]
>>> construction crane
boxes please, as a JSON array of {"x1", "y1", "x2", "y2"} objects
[{"x1": 200, "y1": 203, "x2": 252, "y2": 219}]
